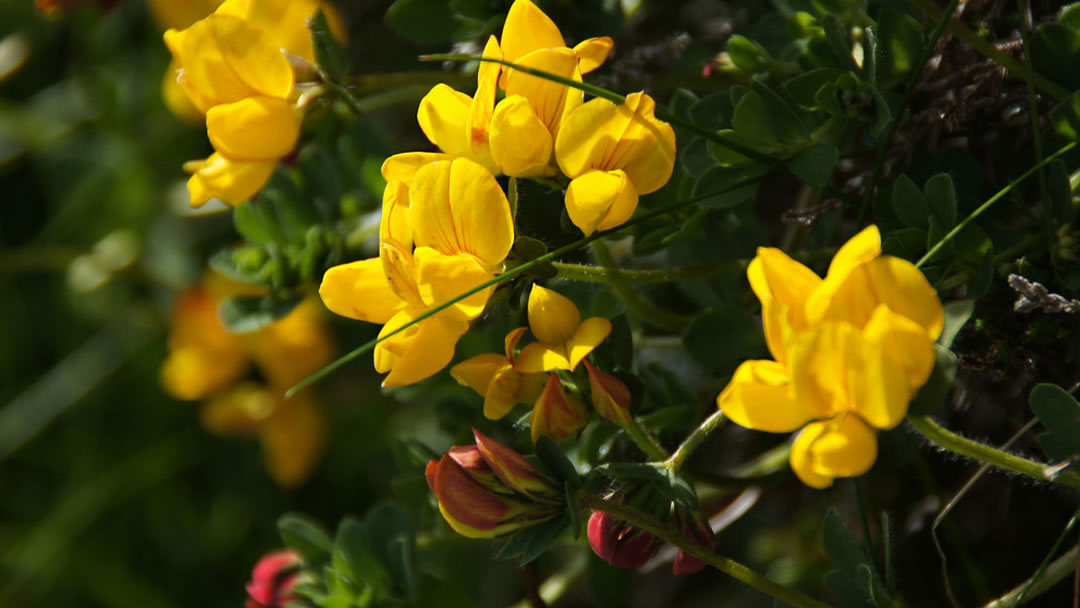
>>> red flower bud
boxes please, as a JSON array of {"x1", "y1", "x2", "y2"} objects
[
  {"x1": 245, "y1": 550, "x2": 301, "y2": 608},
  {"x1": 673, "y1": 520, "x2": 714, "y2": 575},
  {"x1": 530, "y1": 374, "x2": 587, "y2": 443},
  {"x1": 587, "y1": 511, "x2": 660, "y2": 569},
  {"x1": 583, "y1": 360, "x2": 632, "y2": 427}
]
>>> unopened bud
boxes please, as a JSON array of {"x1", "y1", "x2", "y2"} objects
[
  {"x1": 245, "y1": 550, "x2": 302, "y2": 608},
  {"x1": 587, "y1": 511, "x2": 660, "y2": 569},
  {"x1": 583, "y1": 360, "x2": 632, "y2": 427}
]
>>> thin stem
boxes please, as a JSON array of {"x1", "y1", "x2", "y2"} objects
[
  {"x1": 344, "y1": 71, "x2": 474, "y2": 92},
  {"x1": 907, "y1": 0, "x2": 1069, "y2": 99},
  {"x1": 982, "y1": 546, "x2": 1079, "y2": 607},
  {"x1": 857, "y1": 0, "x2": 960, "y2": 225},
  {"x1": 665, "y1": 409, "x2": 726, "y2": 474},
  {"x1": 589, "y1": 240, "x2": 690, "y2": 331},
  {"x1": 553, "y1": 260, "x2": 748, "y2": 285},
  {"x1": 1012, "y1": 509, "x2": 1080, "y2": 607},
  {"x1": 580, "y1": 495, "x2": 835, "y2": 608},
  {"x1": 625, "y1": 417, "x2": 670, "y2": 462},
  {"x1": 916, "y1": 141, "x2": 1078, "y2": 269},
  {"x1": 907, "y1": 415, "x2": 1080, "y2": 488}
]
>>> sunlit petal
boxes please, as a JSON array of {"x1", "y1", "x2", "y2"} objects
[
  {"x1": 528, "y1": 284, "x2": 581, "y2": 345},
  {"x1": 319, "y1": 258, "x2": 403, "y2": 324},
  {"x1": 564, "y1": 169, "x2": 638, "y2": 236},
  {"x1": 716, "y1": 360, "x2": 815, "y2": 433},
  {"x1": 490, "y1": 95, "x2": 554, "y2": 177},
  {"x1": 206, "y1": 96, "x2": 299, "y2": 160}
]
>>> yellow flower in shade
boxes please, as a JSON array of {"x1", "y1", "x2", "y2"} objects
[
  {"x1": 715, "y1": 226, "x2": 944, "y2": 488},
  {"x1": 159, "y1": 277, "x2": 335, "y2": 488},
  {"x1": 319, "y1": 158, "x2": 516, "y2": 388},
  {"x1": 450, "y1": 328, "x2": 547, "y2": 420},
  {"x1": 555, "y1": 92, "x2": 677, "y2": 235},
  {"x1": 530, "y1": 373, "x2": 587, "y2": 443},
  {"x1": 514, "y1": 285, "x2": 612, "y2": 374}
]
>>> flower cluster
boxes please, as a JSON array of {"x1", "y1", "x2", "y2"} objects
[
  {"x1": 162, "y1": 0, "x2": 343, "y2": 206},
  {"x1": 716, "y1": 226, "x2": 944, "y2": 488},
  {"x1": 320, "y1": 0, "x2": 677, "y2": 389},
  {"x1": 450, "y1": 284, "x2": 633, "y2": 443},
  {"x1": 159, "y1": 273, "x2": 334, "y2": 487},
  {"x1": 425, "y1": 428, "x2": 563, "y2": 538}
]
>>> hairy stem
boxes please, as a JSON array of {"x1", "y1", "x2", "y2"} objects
[
  {"x1": 580, "y1": 495, "x2": 835, "y2": 608},
  {"x1": 589, "y1": 240, "x2": 690, "y2": 331},
  {"x1": 665, "y1": 409, "x2": 726, "y2": 474},
  {"x1": 625, "y1": 417, "x2": 670, "y2": 462},
  {"x1": 554, "y1": 260, "x2": 748, "y2": 285}
]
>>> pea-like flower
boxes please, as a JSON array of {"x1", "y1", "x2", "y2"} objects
[
  {"x1": 716, "y1": 226, "x2": 944, "y2": 488},
  {"x1": 425, "y1": 428, "x2": 562, "y2": 539},
  {"x1": 554, "y1": 92, "x2": 677, "y2": 235},
  {"x1": 514, "y1": 284, "x2": 612, "y2": 374},
  {"x1": 320, "y1": 158, "x2": 515, "y2": 387},
  {"x1": 450, "y1": 327, "x2": 547, "y2": 421},
  {"x1": 244, "y1": 549, "x2": 302, "y2": 608}
]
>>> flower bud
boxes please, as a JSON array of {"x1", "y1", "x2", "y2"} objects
[
  {"x1": 530, "y1": 374, "x2": 587, "y2": 443},
  {"x1": 427, "y1": 429, "x2": 562, "y2": 539},
  {"x1": 673, "y1": 519, "x2": 714, "y2": 575},
  {"x1": 583, "y1": 360, "x2": 632, "y2": 427},
  {"x1": 587, "y1": 511, "x2": 660, "y2": 569},
  {"x1": 245, "y1": 549, "x2": 301, "y2": 608}
]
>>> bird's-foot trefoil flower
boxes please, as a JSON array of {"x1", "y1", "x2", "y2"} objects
[
  {"x1": 425, "y1": 428, "x2": 562, "y2": 539},
  {"x1": 514, "y1": 284, "x2": 612, "y2": 374},
  {"x1": 716, "y1": 226, "x2": 944, "y2": 488},
  {"x1": 320, "y1": 158, "x2": 516, "y2": 388},
  {"x1": 450, "y1": 327, "x2": 547, "y2": 420},
  {"x1": 555, "y1": 92, "x2": 677, "y2": 235}
]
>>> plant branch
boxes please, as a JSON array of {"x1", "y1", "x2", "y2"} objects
[
  {"x1": 665, "y1": 409, "x2": 726, "y2": 474},
  {"x1": 580, "y1": 495, "x2": 835, "y2": 608},
  {"x1": 625, "y1": 417, "x2": 670, "y2": 462},
  {"x1": 589, "y1": 240, "x2": 690, "y2": 331},
  {"x1": 553, "y1": 260, "x2": 748, "y2": 285},
  {"x1": 907, "y1": 416, "x2": 1080, "y2": 488}
]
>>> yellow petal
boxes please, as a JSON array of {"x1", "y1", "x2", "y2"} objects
[
  {"x1": 414, "y1": 247, "x2": 495, "y2": 321},
  {"x1": 468, "y1": 36, "x2": 502, "y2": 157},
  {"x1": 790, "y1": 416, "x2": 877, "y2": 488},
  {"x1": 377, "y1": 308, "x2": 469, "y2": 388},
  {"x1": 805, "y1": 226, "x2": 883, "y2": 326},
  {"x1": 199, "y1": 383, "x2": 272, "y2": 436},
  {"x1": 555, "y1": 92, "x2": 676, "y2": 195},
  {"x1": 450, "y1": 353, "x2": 507, "y2": 395},
  {"x1": 411, "y1": 158, "x2": 514, "y2": 266},
  {"x1": 573, "y1": 37, "x2": 614, "y2": 73},
  {"x1": 500, "y1": 0, "x2": 565, "y2": 68},
  {"x1": 380, "y1": 180, "x2": 412, "y2": 251},
  {"x1": 490, "y1": 95, "x2": 555, "y2": 178},
  {"x1": 160, "y1": 288, "x2": 249, "y2": 400},
  {"x1": 528, "y1": 284, "x2": 581, "y2": 345},
  {"x1": 206, "y1": 96, "x2": 299, "y2": 160},
  {"x1": 418, "y1": 83, "x2": 473, "y2": 157},
  {"x1": 381, "y1": 152, "x2": 453, "y2": 184},
  {"x1": 826, "y1": 225, "x2": 882, "y2": 281},
  {"x1": 318, "y1": 258, "x2": 404, "y2": 324},
  {"x1": 530, "y1": 374, "x2": 586, "y2": 443},
  {"x1": 183, "y1": 153, "x2": 276, "y2": 206},
  {"x1": 243, "y1": 299, "x2": 334, "y2": 391},
  {"x1": 161, "y1": 59, "x2": 203, "y2": 123},
  {"x1": 788, "y1": 322, "x2": 858, "y2": 420},
  {"x1": 222, "y1": 0, "x2": 346, "y2": 62},
  {"x1": 504, "y1": 326, "x2": 528, "y2": 362},
  {"x1": 564, "y1": 169, "x2": 638, "y2": 236},
  {"x1": 380, "y1": 238, "x2": 423, "y2": 306},
  {"x1": 484, "y1": 364, "x2": 526, "y2": 420},
  {"x1": 865, "y1": 256, "x2": 944, "y2": 339},
  {"x1": 566, "y1": 317, "x2": 612, "y2": 370},
  {"x1": 857, "y1": 306, "x2": 935, "y2": 428},
  {"x1": 514, "y1": 343, "x2": 571, "y2": 373},
  {"x1": 259, "y1": 390, "x2": 326, "y2": 488},
  {"x1": 503, "y1": 47, "x2": 579, "y2": 133},
  {"x1": 161, "y1": 346, "x2": 248, "y2": 401},
  {"x1": 716, "y1": 360, "x2": 815, "y2": 433},
  {"x1": 752, "y1": 247, "x2": 821, "y2": 333}
]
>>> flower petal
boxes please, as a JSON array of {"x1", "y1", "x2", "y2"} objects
[
  {"x1": 378, "y1": 308, "x2": 469, "y2": 388},
  {"x1": 515, "y1": 343, "x2": 571, "y2": 373},
  {"x1": 432, "y1": 453, "x2": 532, "y2": 538},
  {"x1": 450, "y1": 353, "x2": 507, "y2": 395},
  {"x1": 567, "y1": 316, "x2": 612, "y2": 370},
  {"x1": 856, "y1": 305, "x2": 935, "y2": 429},
  {"x1": 788, "y1": 322, "x2": 859, "y2": 420},
  {"x1": 531, "y1": 374, "x2": 587, "y2": 443},
  {"x1": 468, "y1": 35, "x2": 502, "y2": 157},
  {"x1": 564, "y1": 169, "x2": 638, "y2": 236},
  {"x1": 584, "y1": 359, "x2": 632, "y2": 426},
  {"x1": 206, "y1": 96, "x2": 299, "y2": 160},
  {"x1": 473, "y1": 427, "x2": 557, "y2": 498},
  {"x1": 414, "y1": 247, "x2": 495, "y2": 321},
  {"x1": 716, "y1": 360, "x2": 816, "y2": 433},
  {"x1": 503, "y1": 47, "x2": 579, "y2": 133},
  {"x1": 319, "y1": 258, "x2": 403, "y2": 324},
  {"x1": 573, "y1": 37, "x2": 614, "y2": 73},
  {"x1": 381, "y1": 152, "x2": 452, "y2": 184},
  {"x1": 380, "y1": 179, "x2": 412, "y2": 251},
  {"x1": 866, "y1": 256, "x2": 944, "y2": 339},
  {"x1": 259, "y1": 390, "x2": 326, "y2": 488},
  {"x1": 418, "y1": 83, "x2": 473, "y2": 157},
  {"x1": 790, "y1": 416, "x2": 877, "y2": 488},
  {"x1": 490, "y1": 95, "x2": 554, "y2": 177},
  {"x1": 183, "y1": 153, "x2": 276, "y2": 206},
  {"x1": 528, "y1": 284, "x2": 581, "y2": 345},
  {"x1": 500, "y1": 0, "x2": 565, "y2": 70}
]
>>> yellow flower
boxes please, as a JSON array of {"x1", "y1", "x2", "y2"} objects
[
  {"x1": 514, "y1": 285, "x2": 612, "y2": 374},
  {"x1": 450, "y1": 328, "x2": 547, "y2": 420},
  {"x1": 319, "y1": 158, "x2": 516, "y2": 388},
  {"x1": 716, "y1": 226, "x2": 943, "y2": 488},
  {"x1": 214, "y1": 0, "x2": 347, "y2": 63},
  {"x1": 159, "y1": 276, "x2": 335, "y2": 488},
  {"x1": 555, "y1": 92, "x2": 677, "y2": 235}
]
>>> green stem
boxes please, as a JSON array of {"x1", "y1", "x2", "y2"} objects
[
  {"x1": 857, "y1": 0, "x2": 960, "y2": 225},
  {"x1": 907, "y1": 416, "x2": 1080, "y2": 488},
  {"x1": 625, "y1": 417, "x2": 670, "y2": 461},
  {"x1": 553, "y1": 260, "x2": 748, "y2": 285},
  {"x1": 344, "y1": 71, "x2": 473, "y2": 92},
  {"x1": 580, "y1": 495, "x2": 835, "y2": 608},
  {"x1": 589, "y1": 240, "x2": 691, "y2": 331},
  {"x1": 286, "y1": 175, "x2": 766, "y2": 397},
  {"x1": 665, "y1": 409, "x2": 726, "y2": 474},
  {"x1": 981, "y1": 546, "x2": 1079, "y2": 607},
  {"x1": 916, "y1": 141, "x2": 1078, "y2": 269},
  {"x1": 907, "y1": 0, "x2": 1070, "y2": 99},
  {"x1": 1010, "y1": 508, "x2": 1080, "y2": 607}
]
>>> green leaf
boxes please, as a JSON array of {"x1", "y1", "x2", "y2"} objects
[
  {"x1": 881, "y1": 227, "x2": 927, "y2": 260},
  {"x1": 731, "y1": 91, "x2": 777, "y2": 144},
  {"x1": 234, "y1": 199, "x2": 282, "y2": 246},
  {"x1": 1051, "y1": 91, "x2": 1080, "y2": 140},
  {"x1": 385, "y1": 0, "x2": 457, "y2": 45},
  {"x1": 566, "y1": 481, "x2": 583, "y2": 540},
  {"x1": 535, "y1": 435, "x2": 581, "y2": 489},
  {"x1": 336, "y1": 517, "x2": 387, "y2": 589},
  {"x1": 218, "y1": 295, "x2": 301, "y2": 334},
  {"x1": 939, "y1": 300, "x2": 974, "y2": 348},
  {"x1": 822, "y1": 509, "x2": 891, "y2": 608},
  {"x1": 877, "y1": 8, "x2": 924, "y2": 83},
  {"x1": 907, "y1": 344, "x2": 958, "y2": 417},
  {"x1": 208, "y1": 246, "x2": 272, "y2": 286},
  {"x1": 727, "y1": 35, "x2": 773, "y2": 74},
  {"x1": 1031, "y1": 22, "x2": 1080, "y2": 90},
  {"x1": 924, "y1": 173, "x2": 957, "y2": 227},
  {"x1": 364, "y1": 502, "x2": 417, "y2": 597},
  {"x1": 592, "y1": 314, "x2": 633, "y2": 371},
  {"x1": 1030, "y1": 383, "x2": 1080, "y2": 461},
  {"x1": 680, "y1": 137, "x2": 717, "y2": 176},
  {"x1": 279, "y1": 513, "x2": 334, "y2": 567},
  {"x1": 512, "y1": 235, "x2": 547, "y2": 261},
  {"x1": 891, "y1": 174, "x2": 930, "y2": 229},
  {"x1": 494, "y1": 514, "x2": 569, "y2": 564},
  {"x1": 683, "y1": 306, "x2": 769, "y2": 373},
  {"x1": 693, "y1": 163, "x2": 767, "y2": 208},
  {"x1": 822, "y1": 15, "x2": 859, "y2": 71},
  {"x1": 785, "y1": 68, "x2": 844, "y2": 109},
  {"x1": 310, "y1": 9, "x2": 348, "y2": 81},
  {"x1": 787, "y1": 143, "x2": 839, "y2": 187}
]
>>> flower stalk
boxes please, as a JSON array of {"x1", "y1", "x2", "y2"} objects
[{"x1": 665, "y1": 409, "x2": 726, "y2": 474}]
